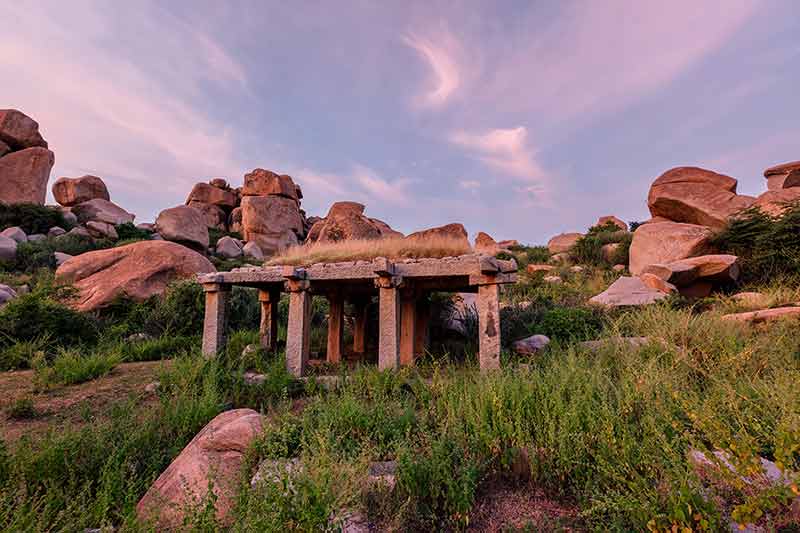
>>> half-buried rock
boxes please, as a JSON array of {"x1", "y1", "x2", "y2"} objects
[
  {"x1": 137, "y1": 409, "x2": 264, "y2": 530},
  {"x1": 155, "y1": 205, "x2": 209, "y2": 251},
  {"x1": 589, "y1": 276, "x2": 669, "y2": 307},
  {"x1": 55, "y1": 240, "x2": 215, "y2": 312},
  {"x1": 628, "y1": 222, "x2": 714, "y2": 275}
]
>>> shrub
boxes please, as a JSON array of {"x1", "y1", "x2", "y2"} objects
[
  {"x1": 6, "y1": 397, "x2": 37, "y2": 420},
  {"x1": 570, "y1": 221, "x2": 629, "y2": 266},
  {"x1": 536, "y1": 306, "x2": 603, "y2": 342},
  {"x1": 114, "y1": 222, "x2": 151, "y2": 241},
  {"x1": 0, "y1": 203, "x2": 72, "y2": 234},
  {"x1": 0, "y1": 288, "x2": 98, "y2": 350},
  {"x1": 6, "y1": 235, "x2": 111, "y2": 273},
  {"x1": 33, "y1": 348, "x2": 120, "y2": 388},
  {"x1": 0, "y1": 336, "x2": 51, "y2": 371},
  {"x1": 119, "y1": 335, "x2": 198, "y2": 362},
  {"x1": 712, "y1": 203, "x2": 800, "y2": 284}
]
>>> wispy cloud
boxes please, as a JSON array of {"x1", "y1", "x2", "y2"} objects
[
  {"x1": 449, "y1": 127, "x2": 544, "y2": 182},
  {"x1": 402, "y1": 24, "x2": 464, "y2": 108}
]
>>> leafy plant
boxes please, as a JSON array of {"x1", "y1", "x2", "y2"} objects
[{"x1": 0, "y1": 203, "x2": 72, "y2": 234}]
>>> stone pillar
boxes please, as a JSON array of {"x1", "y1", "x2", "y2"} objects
[
  {"x1": 352, "y1": 298, "x2": 369, "y2": 355},
  {"x1": 399, "y1": 290, "x2": 417, "y2": 366},
  {"x1": 202, "y1": 283, "x2": 231, "y2": 359},
  {"x1": 258, "y1": 289, "x2": 280, "y2": 351},
  {"x1": 285, "y1": 281, "x2": 311, "y2": 377},
  {"x1": 326, "y1": 292, "x2": 344, "y2": 364},
  {"x1": 414, "y1": 293, "x2": 430, "y2": 357},
  {"x1": 477, "y1": 283, "x2": 501, "y2": 370},
  {"x1": 377, "y1": 276, "x2": 401, "y2": 371}
]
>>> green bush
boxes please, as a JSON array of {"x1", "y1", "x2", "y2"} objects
[
  {"x1": 0, "y1": 287, "x2": 98, "y2": 353},
  {"x1": 712, "y1": 203, "x2": 800, "y2": 284},
  {"x1": 119, "y1": 334, "x2": 198, "y2": 362},
  {"x1": 5, "y1": 398, "x2": 36, "y2": 420},
  {"x1": 114, "y1": 222, "x2": 151, "y2": 241},
  {"x1": 0, "y1": 203, "x2": 72, "y2": 234},
  {"x1": 33, "y1": 348, "x2": 119, "y2": 387},
  {"x1": 570, "y1": 221, "x2": 630, "y2": 266},
  {"x1": 0, "y1": 336, "x2": 51, "y2": 371},
  {"x1": 536, "y1": 307, "x2": 603, "y2": 342},
  {"x1": 5, "y1": 234, "x2": 111, "y2": 273}
]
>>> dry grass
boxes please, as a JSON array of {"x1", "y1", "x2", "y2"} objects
[{"x1": 267, "y1": 236, "x2": 473, "y2": 266}]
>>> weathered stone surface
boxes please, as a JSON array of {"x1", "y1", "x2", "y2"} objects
[
  {"x1": 305, "y1": 201, "x2": 401, "y2": 244},
  {"x1": 589, "y1": 276, "x2": 669, "y2": 307},
  {"x1": 751, "y1": 188, "x2": 800, "y2": 217},
  {"x1": 0, "y1": 140, "x2": 9, "y2": 157},
  {"x1": 60, "y1": 209, "x2": 78, "y2": 226},
  {"x1": 242, "y1": 241, "x2": 264, "y2": 261},
  {"x1": 72, "y1": 198, "x2": 135, "y2": 225},
  {"x1": 766, "y1": 170, "x2": 800, "y2": 191},
  {"x1": 526, "y1": 264, "x2": 555, "y2": 275},
  {"x1": 216, "y1": 236, "x2": 243, "y2": 259},
  {"x1": 86, "y1": 221, "x2": 118, "y2": 240},
  {"x1": 405, "y1": 223, "x2": 469, "y2": 248},
  {"x1": 512, "y1": 334, "x2": 550, "y2": 355},
  {"x1": 209, "y1": 178, "x2": 229, "y2": 189},
  {"x1": 474, "y1": 231, "x2": 499, "y2": 253},
  {"x1": 641, "y1": 254, "x2": 739, "y2": 287},
  {"x1": 241, "y1": 195, "x2": 303, "y2": 255},
  {"x1": 628, "y1": 222, "x2": 714, "y2": 275},
  {"x1": 597, "y1": 215, "x2": 628, "y2": 231},
  {"x1": 721, "y1": 306, "x2": 800, "y2": 324},
  {"x1": 188, "y1": 201, "x2": 227, "y2": 230},
  {"x1": 0, "y1": 283, "x2": 17, "y2": 307},
  {"x1": 0, "y1": 235, "x2": 17, "y2": 262},
  {"x1": 647, "y1": 166, "x2": 754, "y2": 228},
  {"x1": 186, "y1": 182, "x2": 237, "y2": 209},
  {"x1": 137, "y1": 409, "x2": 264, "y2": 529},
  {"x1": 612, "y1": 264, "x2": 626, "y2": 272},
  {"x1": 764, "y1": 160, "x2": 800, "y2": 177},
  {"x1": 601, "y1": 242, "x2": 621, "y2": 262},
  {"x1": 547, "y1": 232, "x2": 582, "y2": 254},
  {"x1": 56, "y1": 240, "x2": 215, "y2": 312},
  {"x1": 1, "y1": 226, "x2": 27, "y2": 243},
  {"x1": 0, "y1": 147, "x2": 54, "y2": 205},
  {"x1": 155, "y1": 205, "x2": 210, "y2": 251},
  {"x1": 550, "y1": 252, "x2": 570, "y2": 263},
  {"x1": 639, "y1": 273, "x2": 677, "y2": 294},
  {"x1": 54, "y1": 252, "x2": 72, "y2": 266},
  {"x1": 242, "y1": 168, "x2": 298, "y2": 199},
  {"x1": 543, "y1": 275, "x2": 562, "y2": 284},
  {"x1": 228, "y1": 206, "x2": 243, "y2": 234},
  {"x1": 52, "y1": 175, "x2": 109, "y2": 207},
  {"x1": 730, "y1": 291, "x2": 768, "y2": 308},
  {"x1": 136, "y1": 222, "x2": 155, "y2": 232},
  {"x1": 0, "y1": 109, "x2": 47, "y2": 149},
  {"x1": 47, "y1": 226, "x2": 66, "y2": 237}
]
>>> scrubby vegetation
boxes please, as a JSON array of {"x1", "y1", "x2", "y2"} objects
[
  {"x1": 570, "y1": 221, "x2": 632, "y2": 266},
  {"x1": 268, "y1": 236, "x2": 472, "y2": 266},
  {"x1": 0, "y1": 202, "x2": 73, "y2": 235}
]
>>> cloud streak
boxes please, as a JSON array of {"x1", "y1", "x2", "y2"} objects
[
  {"x1": 403, "y1": 25, "x2": 464, "y2": 108},
  {"x1": 449, "y1": 127, "x2": 544, "y2": 182}
]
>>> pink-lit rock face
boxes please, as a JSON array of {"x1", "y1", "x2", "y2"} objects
[
  {"x1": 628, "y1": 222, "x2": 713, "y2": 275},
  {"x1": 136, "y1": 409, "x2": 264, "y2": 530},
  {"x1": 52, "y1": 175, "x2": 109, "y2": 206},
  {"x1": 647, "y1": 167, "x2": 754, "y2": 229},
  {"x1": 0, "y1": 109, "x2": 48, "y2": 150},
  {"x1": 0, "y1": 147, "x2": 54, "y2": 205}
]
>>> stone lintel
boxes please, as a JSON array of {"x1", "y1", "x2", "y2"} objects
[
  {"x1": 202, "y1": 281, "x2": 231, "y2": 293},
  {"x1": 469, "y1": 272, "x2": 517, "y2": 286},
  {"x1": 479, "y1": 255, "x2": 500, "y2": 274},
  {"x1": 282, "y1": 265, "x2": 306, "y2": 280},
  {"x1": 373, "y1": 257, "x2": 395, "y2": 277}
]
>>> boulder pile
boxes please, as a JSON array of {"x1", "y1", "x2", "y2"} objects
[
  {"x1": 0, "y1": 109, "x2": 54, "y2": 205},
  {"x1": 305, "y1": 201, "x2": 401, "y2": 243}
]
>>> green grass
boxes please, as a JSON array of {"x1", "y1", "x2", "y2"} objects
[{"x1": 32, "y1": 347, "x2": 120, "y2": 388}]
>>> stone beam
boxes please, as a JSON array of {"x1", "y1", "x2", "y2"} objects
[
  {"x1": 201, "y1": 283, "x2": 231, "y2": 359},
  {"x1": 258, "y1": 289, "x2": 280, "y2": 351},
  {"x1": 477, "y1": 283, "x2": 501, "y2": 371},
  {"x1": 326, "y1": 292, "x2": 344, "y2": 364}
]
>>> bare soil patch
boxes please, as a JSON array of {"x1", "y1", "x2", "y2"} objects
[{"x1": 0, "y1": 360, "x2": 168, "y2": 445}]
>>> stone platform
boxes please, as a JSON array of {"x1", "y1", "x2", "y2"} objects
[{"x1": 198, "y1": 254, "x2": 517, "y2": 376}]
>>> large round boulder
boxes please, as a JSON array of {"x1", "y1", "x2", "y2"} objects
[
  {"x1": 241, "y1": 168, "x2": 299, "y2": 199},
  {"x1": 72, "y1": 198, "x2": 135, "y2": 225},
  {"x1": 0, "y1": 147, "x2": 54, "y2": 205},
  {"x1": 136, "y1": 409, "x2": 264, "y2": 529},
  {"x1": 186, "y1": 182, "x2": 238, "y2": 209},
  {"x1": 628, "y1": 221, "x2": 714, "y2": 275},
  {"x1": 241, "y1": 195, "x2": 303, "y2": 255},
  {"x1": 55, "y1": 240, "x2": 215, "y2": 312},
  {"x1": 0, "y1": 109, "x2": 48, "y2": 149},
  {"x1": 751, "y1": 188, "x2": 800, "y2": 217},
  {"x1": 547, "y1": 232, "x2": 582, "y2": 254},
  {"x1": 764, "y1": 161, "x2": 800, "y2": 191},
  {"x1": 52, "y1": 175, "x2": 110, "y2": 206},
  {"x1": 155, "y1": 205, "x2": 210, "y2": 251},
  {"x1": 647, "y1": 167, "x2": 754, "y2": 229},
  {"x1": 188, "y1": 201, "x2": 227, "y2": 230}
]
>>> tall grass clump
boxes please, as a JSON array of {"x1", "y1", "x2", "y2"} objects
[
  {"x1": 570, "y1": 221, "x2": 632, "y2": 266},
  {"x1": 32, "y1": 347, "x2": 120, "y2": 388},
  {"x1": 712, "y1": 203, "x2": 800, "y2": 284},
  {"x1": 268, "y1": 236, "x2": 472, "y2": 266}
]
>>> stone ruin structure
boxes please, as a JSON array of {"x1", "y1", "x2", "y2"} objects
[{"x1": 199, "y1": 254, "x2": 517, "y2": 376}]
